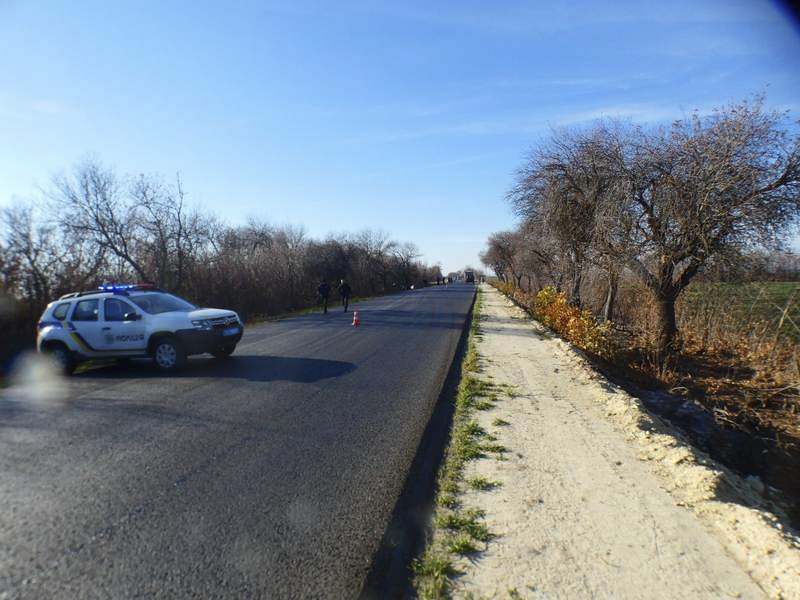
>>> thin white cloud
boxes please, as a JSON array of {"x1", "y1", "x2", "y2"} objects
[
  {"x1": 30, "y1": 100, "x2": 67, "y2": 116},
  {"x1": 554, "y1": 100, "x2": 735, "y2": 127},
  {"x1": 356, "y1": 153, "x2": 497, "y2": 181},
  {"x1": 554, "y1": 104, "x2": 681, "y2": 126},
  {"x1": 345, "y1": 116, "x2": 548, "y2": 145},
  {"x1": 348, "y1": 99, "x2": 743, "y2": 146},
  {"x1": 0, "y1": 95, "x2": 70, "y2": 120},
  {"x1": 261, "y1": 0, "x2": 783, "y2": 35}
]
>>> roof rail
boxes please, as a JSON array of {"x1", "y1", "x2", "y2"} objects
[
  {"x1": 58, "y1": 290, "x2": 106, "y2": 300},
  {"x1": 57, "y1": 285, "x2": 166, "y2": 300}
]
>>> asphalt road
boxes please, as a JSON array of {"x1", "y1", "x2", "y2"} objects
[{"x1": 0, "y1": 283, "x2": 475, "y2": 599}]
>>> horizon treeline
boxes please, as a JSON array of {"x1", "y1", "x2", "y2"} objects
[{"x1": 0, "y1": 159, "x2": 443, "y2": 366}]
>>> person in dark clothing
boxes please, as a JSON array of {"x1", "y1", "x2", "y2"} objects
[
  {"x1": 318, "y1": 280, "x2": 331, "y2": 314},
  {"x1": 338, "y1": 279, "x2": 352, "y2": 312}
]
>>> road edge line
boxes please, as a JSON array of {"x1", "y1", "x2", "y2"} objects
[{"x1": 359, "y1": 286, "x2": 478, "y2": 599}]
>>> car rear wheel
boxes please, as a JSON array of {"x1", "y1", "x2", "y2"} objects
[
  {"x1": 152, "y1": 338, "x2": 186, "y2": 371},
  {"x1": 211, "y1": 344, "x2": 236, "y2": 359}
]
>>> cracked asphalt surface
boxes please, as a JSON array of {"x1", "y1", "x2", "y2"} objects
[{"x1": 0, "y1": 284, "x2": 475, "y2": 599}]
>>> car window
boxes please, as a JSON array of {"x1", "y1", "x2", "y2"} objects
[
  {"x1": 52, "y1": 303, "x2": 71, "y2": 321},
  {"x1": 104, "y1": 298, "x2": 134, "y2": 322},
  {"x1": 72, "y1": 299, "x2": 99, "y2": 321},
  {"x1": 129, "y1": 292, "x2": 195, "y2": 314}
]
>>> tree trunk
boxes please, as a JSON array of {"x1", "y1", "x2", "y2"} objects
[
  {"x1": 515, "y1": 274, "x2": 522, "y2": 288},
  {"x1": 569, "y1": 270, "x2": 582, "y2": 307},
  {"x1": 655, "y1": 295, "x2": 678, "y2": 353},
  {"x1": 602, "y1": 272, "x2": 618, "y2": 322}
]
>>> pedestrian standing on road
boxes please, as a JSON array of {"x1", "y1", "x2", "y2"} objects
[
  {"x1": 338, "y1": 279, "x2": 352, "y2": 312},
  {"x1": 318, "y1": 279, "x2": 331, "y2": 314}
]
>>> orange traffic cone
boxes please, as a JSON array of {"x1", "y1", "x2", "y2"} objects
[{"x1": 352, "y1": 311, "x2": 360, "y2": 327}]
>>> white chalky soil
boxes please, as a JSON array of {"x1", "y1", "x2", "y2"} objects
[{"x1": 451, "y1": 284, "x2": 800, "y2": 599}]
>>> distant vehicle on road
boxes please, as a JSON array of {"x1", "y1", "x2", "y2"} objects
[
  {"x1": 36, "y1": 283, "x2": 243, "y2": 374},
  {"x1": 464, "y1": 270, "x2": 475, "y2": 283}
]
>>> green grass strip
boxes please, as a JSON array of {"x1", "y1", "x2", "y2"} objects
[{"x1": 413, "y1": 288, "x2": 499, "y2": 599}]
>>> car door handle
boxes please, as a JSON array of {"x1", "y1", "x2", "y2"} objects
[{"x1": 102, "y1": 327, "x2": 111, "y2": 331}]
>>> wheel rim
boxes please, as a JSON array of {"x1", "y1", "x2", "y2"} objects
[
  {"x1": 155, "y1": 343, "x2": 177, "y2": 368},
  {"x1": 51, "y1": 348, "x2": 68, "y2": 368}
]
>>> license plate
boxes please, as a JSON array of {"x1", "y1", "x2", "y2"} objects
[{"x1": 222, "y1": 327, "x2": 239, "y2": 336}]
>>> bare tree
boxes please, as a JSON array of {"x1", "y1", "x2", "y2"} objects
[
  {"x1": 509, "y1": 127, "x2": 613, "y2": 305},
  {"x1": 52, "y1": 159, "x2": 149, "y2": 281},
  {"x1": 479, "y1": 244, "x2": 509, "y2": 283},
  {"x1": 480, "y1": 230, "x2": 526, "y2": 287},
  {"x1": 517, "y1": 220, "x2": 563, "y2": 292},
  {"x1": 2, "y1": 205, "x2": 103, "y2": 313},
  {"x1": 494, "y1": 97, "x2": 800, "y2": 351},
  {"x1": 356, "y1": 229, "x2": 397, "y2": 292},
  {"x1": 393, "y1": 242, "x2": 421, "y2": 289},
  {"x1": 0, "y1": 235, "x2": 13, "y2": 294},
  {"x1": 602, "y1": 99, "x2": 800, "y2": 351}
]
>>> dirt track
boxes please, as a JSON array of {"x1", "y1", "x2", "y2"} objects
[{"x1": 451, "y1": 285, "x2": 800, "y2": 599}]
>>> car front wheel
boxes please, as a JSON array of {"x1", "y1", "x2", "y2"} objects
[
  {"x1": 45, "y1": 344, "x2": 76, "y2": 375},
  {"x1": 152, "y1": 338, "x2": 186, "y2": 371},
  {"x1": 211, "y1": 344, "x2": 236, "y2": 359}
]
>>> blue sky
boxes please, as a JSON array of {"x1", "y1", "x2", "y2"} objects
[{"x1": 2, "y1": 0, "x2": 799, "y2": 273}]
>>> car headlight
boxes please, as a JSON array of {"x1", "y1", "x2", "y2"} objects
[{"x1": 191, "y1": 319, "x2": 213, "y2": 330}]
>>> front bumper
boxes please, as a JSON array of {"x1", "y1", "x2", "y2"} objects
[{"x1": 175, "y1": 326, "x2": 244, "y2": 355}]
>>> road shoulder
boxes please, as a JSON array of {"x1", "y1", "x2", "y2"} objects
[{"x1": 422, "y1": 284, "x2": 800, "y2": 599}]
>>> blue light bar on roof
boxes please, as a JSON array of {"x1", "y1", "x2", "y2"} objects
[{"x1": 97, "y1": 283, "x2": 138, "y2": 292}]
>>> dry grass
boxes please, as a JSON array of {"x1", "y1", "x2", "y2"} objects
[
  {"x1": 497, "y1": 279, "x2": 799, "y2": 445},
  {"x1": 626, "y1": 281, "x2": 799, "y2": 444}
]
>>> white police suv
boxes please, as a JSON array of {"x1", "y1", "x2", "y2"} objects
[{"x1": 36, "y1": 284, "x2": 244, "y2": 374}]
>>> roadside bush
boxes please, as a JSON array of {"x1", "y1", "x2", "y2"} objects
[{"x1": 497, "y1": 283, "x2": 616, "y2": 359}]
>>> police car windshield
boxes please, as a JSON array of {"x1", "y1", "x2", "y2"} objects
[{"x1": 128, "y1": 292, "x2": 196, "y2": 314}]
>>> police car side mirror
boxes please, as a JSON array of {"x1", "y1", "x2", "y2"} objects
[{"x1": 124, "y1": 312, "x2": 141, "y2": 321}]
